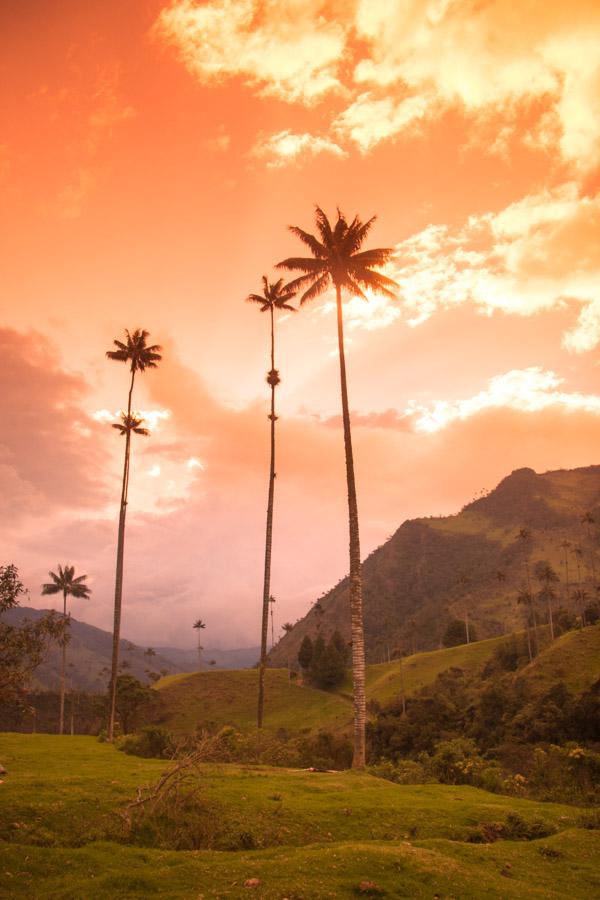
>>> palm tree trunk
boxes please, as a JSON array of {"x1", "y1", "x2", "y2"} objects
[
  {"x1": 59, "y1": 588, "x2": 67, "y2": 735},
  {"x1": 108, "y1": 369, "x2": 135, "y2": 741},
  {"x1": 335, "y1": 283, "x2": 366, "y2": 769},
  {"x1": 257, "y1": 306, "x2": 276, "y2": 729},
  {"x1": 547, "y1": 592, "x2": 555, "y2": 641}
]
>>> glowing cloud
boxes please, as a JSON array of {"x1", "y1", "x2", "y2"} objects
[
  {"x1": 154, "y1": 0, "x2": 346, "y2": 104},
  {"x1": 390, "y1": 185, "x2": 600, "y2": 351},
  {"x1": 251, "y1": 130, "x2": 346, "y2": 167},
  {"x1": 406, "y1": 368, "x2": 600, "y2": 433}
]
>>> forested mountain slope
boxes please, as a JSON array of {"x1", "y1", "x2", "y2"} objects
[{"x1": 270, "y1": 466, "x2": 600, "y2": 665}]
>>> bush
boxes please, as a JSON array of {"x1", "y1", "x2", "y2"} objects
[
  {"x1": 118, "y1": 726, "x2": 174, "y2": 759},
  {"x1": 368, "y1": 758, "x2": 431, "y2": 785},
  {"x1": 428, "y1": 738, "x2": 487, "y2": 785}
]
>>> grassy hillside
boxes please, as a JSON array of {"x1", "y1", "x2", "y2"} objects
[
  {"x1": 154, "y1": 668, "x2": 352, "y2": 735},
  {"x1": 0, "y1": 735, "x2": 598, "y2": 898},
  {"x1": 153, "y1": 626, "x2": 600, "y2": 738},
  {"x1": 269, "y1": 465, "x2": 600, "y2": 665}
]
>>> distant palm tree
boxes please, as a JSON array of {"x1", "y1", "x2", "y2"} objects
[
  {"x1": 516, "y1": 528, "x2": 538, "y2": 653},
  {"x1": 246, "y1": 277, "x2": 296, "y2": 728},
  {"x1": 41, "y1": 565, "x2": 91, "y2": 734},
  {"x1": 516, "y1": 588, "x2": 535, "y2": 662},
  {"x1": 278, "y1": 206, "x2": 398, "y2": 768},
  {"x1": 193, "y1": 619, "x2": 206, "y2": 670},
  {"x1": 106, "y1": 328, "x2": 162, "y2": 741},
  {"x1": 581, "y1": 511, "x2": 597, "y2": 586},
  {"x1": 534, "y1": 561, "x2": 559, "y2": 641},
  {"x1": 560, "y1": 540, "x2": 571, "y2": 605}
]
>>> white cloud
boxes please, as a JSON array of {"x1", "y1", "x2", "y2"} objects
[
  {"x1": 351, "y1": 0, "x2": 600, "y2": 168},
  {"x1": 391, "y1": 184, "x2": 600, "y2": 351},
  {"x1": 154, "y1": 0, "x2": 347, "y2": 104},
  {"x1": 251, "y1": 129, "x2": 346, "y2": 167},
  {"x1": 406, "y1": 368, "x2": 600, "y2": 433},
  {"x1": 333, "y1": 92, "x2": 433, "y2": 152}
]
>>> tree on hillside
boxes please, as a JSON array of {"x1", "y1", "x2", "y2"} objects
[
  {"x1": 193, "y1": 619, "x2": 206, "y2": 670},
  {"x1": 298, "y1": 635, "x2": 314, "y2": 671},
  {"x1": 534, "y1": 560, "x2": 560, "y2": 641},
  {"x1": 517, "y1": 589, "x2": 536, "y2": 661},
  {"x1": 442, "y1": 619, "x2": 477, "y2": 648},
  {"x1": 560, "y1": 540, "x2": 571, "y2": 606},
  {"x1": 41, "y1": 565, "x2": 91, "y2": 734},
  {"x1": 516, "y1": 528, "x2": 539, "y2": 652},
  {"x1": 310, "y1": 633, "x2": 347, "y2": 689},
  {"x1": 282, "y1": 622, "x2": 294, "y2": 634},
  {"x1": 106, "y1": 328, "x2": 162, "y2": 741},
  {"x1": 247, "y1": 276, "x2": 296, "y2": 729},
  {"x1": 277, "y1": 207, "x2": 398, "y2": 767},
  {"x1": 581, "y1": 511, "x2": 597, "y2": 587},
  {"x1": 1, "y1": 564, "x2": 68, "y2": 709}
]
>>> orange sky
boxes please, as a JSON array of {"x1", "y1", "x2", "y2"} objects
[{"x1": 2, "y1": 1, "x2": 600, "y2": 648}]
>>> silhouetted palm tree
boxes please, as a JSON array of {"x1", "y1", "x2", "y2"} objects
[
  {"x1": 193, "y1": 618, "x2": 206, "y2": 670},
  {"x1": 581, "y1": 511, "x2": 597, "y2": 586},
  {"x1": 534, "y1": 561, "x2": 559, "y2": 641},
  {"x1": 106, "y1": 328, "x2": 161, "y2": 740},
  {"x1": 41, "y1": 565, "x2": 91, "y2": 734},
  {"x1": 247, "y1": 277, "x2": 296, "y2": 728},
  {"x1": 277, "y1": 207, "x2": 397, "y2": 767}
]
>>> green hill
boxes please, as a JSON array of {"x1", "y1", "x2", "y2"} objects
[
  {"x1": 270, "y1": 465, "x2": 600, "y2": 666},
  {"x1": 1, "y1": 735, "x2": 598, "y2": 898},
  {"x1": 153, "y1": 626, "x2": 600, "y2": 738}
]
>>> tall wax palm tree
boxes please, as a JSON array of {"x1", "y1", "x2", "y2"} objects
[
  {"x1": 534, "y1": 561, "x2": 559, "y2": 641},
  {"x1": 193, "y1": 618, "x2": 206, "y2": 670},
  {"x1": 277, "y1": 207, "x2": 398, "y2": 767},
  {"x1": 41, "y1": 565, "x2": 91, "y2": 734},
  {"x1": 106, "y1": 329, "x2": 161, "y2": 741},
  {"x1": 246, "y1": 277, "x2": 296, "y2": 728}
]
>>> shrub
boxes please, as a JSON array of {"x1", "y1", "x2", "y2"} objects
[
  {"x1": 118, "y1": 726, "x2": 174, "y2": 759},
  {"x1": 428, "y1": 738, "x2": 487, "y2": 785},
  {"x1": 368, "y1": 758, "x2": 431, "y2": 785}
]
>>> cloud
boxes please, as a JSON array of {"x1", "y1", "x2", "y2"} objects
[
  {"x1": 154, "y1": 0, "x2": 347, "y2": 104},
  {"x1": 155, "y1": 1, "x2": 600, "y2": 170},
  {"x1": 351, "y1": 0, "x2": 600, "y2": 169},
  {"x1": 0, "y1": 328, "x2": 109, "y2": 521},
  {"x1": 405, "y1": 368, "x2": 600, "y2": 433},
  {"x1": 251, "y1": 130, "x2": 346, "y2": 167},
  {"x1": 390, "y1": 184, "x2": 600, "y2": 350},
  {"x1": 333, "y1": 91, "x2": 434, "y2": 152}
]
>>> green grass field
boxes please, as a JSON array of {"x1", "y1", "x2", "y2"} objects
[{"x1": 0, "y1": 735, "x2": 598, "y2": 898}]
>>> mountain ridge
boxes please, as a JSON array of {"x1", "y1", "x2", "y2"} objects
[{"x1": 269, "y1": 465, "x2": 600, "y2": 666}]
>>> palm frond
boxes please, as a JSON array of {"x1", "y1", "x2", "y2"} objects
[
  {"x1": 41, "y1": 582, "x2": 60, "y2": 595},
  {"x1": 300, "y1": 273, "x2": 330, "y2": 305},
  {"x1": 276, "y1": 256, "x2": 327, "y2": 275},
  {"x1": 344, "y1": 215, "x2": 376, "y2": 254},
  {"x1": 350, "y1": 267, "x2": 399, "y2": 298},
  {"x1": 288, "y1": 226, "x2": 325, "y2": 258},
  {"x1": 350, "y1": 247, "x2": 395, "y2": 266},
  {"x1": 314, "y1": 206, "x2": 335, "y2": 250}
]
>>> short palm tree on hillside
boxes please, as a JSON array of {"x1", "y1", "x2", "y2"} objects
[
  {"x1": 246, "y1": 277, "x2": 296, "y2": 728},
  {"x1": 193, "y1": 619, "x2": 206, "y2": 670},
  {"x1": 277, "y1": 206, "x2": 398, "y2": 768},
  {"x1": 41, "y1": 565, "x2": 91, "y2": 734},
  {"x1": 534, "y1": 561, "x2": 559, "y2": 641},
  {"x1": 106, "y1": 328, "x2": 162, "y2": 740}
]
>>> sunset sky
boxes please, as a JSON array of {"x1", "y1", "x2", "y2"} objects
[{"x1": 2, "y1": 0, "x2": 600, "y2": 649}]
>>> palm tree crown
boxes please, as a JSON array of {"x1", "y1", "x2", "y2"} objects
[
  {"x1": 276, "y1": 206, "x2": 397, "y2": 303},
  {"x1": 42, "y1": 565, "x2": 91, "y2": 600},
  {"x1": 246, "y1": 276, "x2": 296, "y2": 313},
  {"x1": 111, "y1": 413, "x2": 150, "y2": 437},
  {"x1": 193, "y1": 619, "x2": 206, "y2": 631},
  {"x1": 106, "y1": 329, "x2": 162, "y2": 372}
]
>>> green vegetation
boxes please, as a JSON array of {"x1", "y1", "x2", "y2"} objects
[
  {"x1": 154, "y1": 668, "x2": 352, "y2": 736},
  {"x1": 1, "y1": 734, "x2": 599, "y2": 898}
]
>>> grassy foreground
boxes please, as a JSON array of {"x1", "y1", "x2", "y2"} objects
[{"x1": 1, "y1": 735, "x2": 599, "y2": 898}]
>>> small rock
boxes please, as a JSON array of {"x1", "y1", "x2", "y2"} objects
[
  {"x1": 359, "y1": 881, "x2": 379, "y2": 893},
  {"x1": 243, "y1": 878, "x2": 261, "y2": 888},
  {"x1": 0, "y1": 763, "x2": 7, "y2": 776}
]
